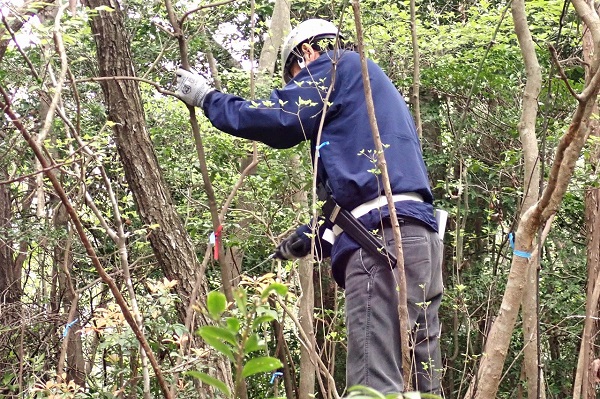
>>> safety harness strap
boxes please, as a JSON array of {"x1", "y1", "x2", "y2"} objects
[{"x1": 321, "y1": 196, "x2": 397, "y2": 268}]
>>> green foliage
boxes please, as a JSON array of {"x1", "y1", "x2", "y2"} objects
[
  {"x1": 1, "y1": 0, "x2": 597, "y2": 397},
  {"x1": 346, "y1": 386, "x2": 443, "y2": 398},
  {"x1": 189, "y1": 276, "x2": 287, "y2": 398}
]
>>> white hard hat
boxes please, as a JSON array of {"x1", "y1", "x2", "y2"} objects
[{"x1": 281, "y1": 19, "x2": 341, "y2": 83}]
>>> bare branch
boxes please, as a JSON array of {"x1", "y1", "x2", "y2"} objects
[
  {"x1": 73, "y1": 76, "x2": 177, "y2": 97},
  {"x1": 0, "y1": 86, "x2": 174, "y2": 399},
  {"x1": 277, "y1": 297, "x2": 341, "y2": 399},
  {"x1": 0, "y1": 159, "x2": 74, "y2": 185},
  {"x1": 179, "y1": 0, "x2": 236, "y2": 26},
  {"x1": 352, "y1": 0, "x2": 413, "y2": 387},
  {"x1": 1, "y1": 14, "x2": 40, "y2": 80},
  {"x1": 549, "y1": 44, "x2": 583, "y2": 102}
]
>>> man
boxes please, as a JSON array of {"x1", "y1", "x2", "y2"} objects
[{"x1": 174, "y1": 19, "x2": 443, "y2": 395}]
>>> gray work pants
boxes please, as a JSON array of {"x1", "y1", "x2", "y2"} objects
[{"x1": 344, "y1": 218, "x2": 443, "y2": 395}]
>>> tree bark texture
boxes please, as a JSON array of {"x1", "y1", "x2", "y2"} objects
[
  {"x1": 574, "y1": 22, "x2": 600, "y2": 399},
  {"x1": 0, "y1": 169, "x2": 25, "y2": 394},
  {"x1": 579, "y1": 188, "x2": 600, "y2": 399},
  {"x1": 467, "y1": 0, "x2": 600, "y2": 398},
  {"x1": 257, "y1": 0, "x2": 291, "y2": 78},
  {"x1": 0, "y1": 175, "x2": 22, "y2": 307},
  {"x1": 84, "y1": 0, "x2": 198, "y2": 322},
  {"x1": 511, "y1": 0, "x2": 543, "y2": 396},
  {"x1": 82, "y1": 0, "x2": 233, "y2": 393},
  {"x1": 54, "y1": 204, "x2": 86, "y2": 387}
]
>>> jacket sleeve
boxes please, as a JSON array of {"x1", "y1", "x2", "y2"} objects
[
  {"x1": 202, "y1": 81, "x2": 327, "y2": 149},
  {"x1": 294, "y1": 216, "x2": 333, "y2": 260}
]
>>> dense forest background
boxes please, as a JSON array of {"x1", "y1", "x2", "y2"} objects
[{"x1": 2, "y1": 0, "x2": 600, "y2": 398}]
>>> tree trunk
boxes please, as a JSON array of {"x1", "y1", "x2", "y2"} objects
[
  {"x1": 517, "y1": 0, "x2": 543, "y2": 391},
  {"x1": 291, "y1": 155, "x2": 316, "y2": 398},
  {"x1": 579, "y1": 188, "x2": 600, "y2": 399},
  {"x1": 298, "y1": 255, "x2": 316, "y2": 397},
  {"x1": 54, "y1": 204, "x2": 86, "y2": 387},
  {"x1": 574, "y1": 22, "x2": 600, "y2": 399},
  {"x1": 314, "y1": 269, "x2": 339, "y2": 399},
  {"x1": 467, "y1": 0, "x2": 600, "y2": 396},
  {"x1": 81, "y1": 0, "x2": 233, "y2": 393},
  {"x1": 257, "y1": 0, "x2": 291, "y2": 79},
  {"x1": 0, "y1": 175, "x2": 21, "y2": 308}
]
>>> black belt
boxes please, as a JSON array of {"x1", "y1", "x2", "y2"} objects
[{"x1": 322, "y1": 196, "x2": 398, "y2": 267}]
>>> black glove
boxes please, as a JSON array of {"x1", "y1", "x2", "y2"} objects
[{"x1": 274, "y1": 232, "x2": 311, "y2": 260}]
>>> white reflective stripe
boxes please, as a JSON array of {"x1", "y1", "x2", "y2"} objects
[
  {"x1": 323, "y1": 228, "x2": 336, "y2": 245},
  {"x1": 330, "y1": 193, "x2": 424, "y2": 238},
  {"x1": 332, "y1": 225, "x2": 343, "y2": 237},
  {"x1": 435, "y1": 208, "x2": 448, "y2": 240},
  {"x1": 351, "y1": 193, "x2": 423, "y2": 219}
]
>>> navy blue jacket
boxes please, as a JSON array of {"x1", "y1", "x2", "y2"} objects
[{"x1": 203, "y1": 50, "x2": 437, "y2": 286}]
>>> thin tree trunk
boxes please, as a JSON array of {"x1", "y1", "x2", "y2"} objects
[
  {"x1": 290, "y1": 155, "x2": 317, "y2": 398},
  {"x1": 298, "y1": 256, "x2": 316, "y2": 397},
  {"x1": 515, "y1": 0, "x2": 543, "y2": 394},
  {"x1": 81, "y1": 0, "x2": 233, "y2": 394},
  {"x1": 409, "y1": 0, "x2": 422, "y2": 139},
  {"x1": 257, "y1": 0, "x2": 291, "y2": 79},
  {"x1": 0, "y1": 173, "x2": 21, "y2": 308},
  {"x1": 574, "y1": 22, "x2": 600, "y2": 399},
  {"x1": 578, "y1": 187, "x2": 600, "y2": 399},
  {"x1": 54, "y1": 204, "x2": 86, "y2": 387},
  {"x1": 467, "y1": 0, "x2": 600, "y2": 396},
  {"x1": 351, "y1": 0, "x2": 413, "y2": 387},
  {"x1": 470, "y1": 0, "x2": 544, "y2": 395}
]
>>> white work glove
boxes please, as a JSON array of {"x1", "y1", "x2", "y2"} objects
[{"x1": 174, "y1": 68, "x2": 213, "y2": 108}]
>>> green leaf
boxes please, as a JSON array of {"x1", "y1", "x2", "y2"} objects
[
  {"x1": 260, "y1": 282, "x2": 288, "y2": 300},
  {"x1": 2, "y1": 372, "x2": 15, "y2": 384},
  {"x1": 252, "y1": 312, "x2": 277, "y2": 330},
  {"x1": 207, "y1": 291, "x2": 227, "y2": 321},
  {"x1": 185, "y1": 371, "x2": 231, "y2": 397},
  {"x1": 234, "y1": 288, "x2": 247, "y2": 316},
  {"x1": 346, "y1": 385, "x2": 387, "y2": 398},
  {"x1": 197, "y1": 333, "x2": 234, "y2": 362},
  {"x1": 243, "y1": 334, "x2": 265, "y2": 354},
  {"x1": 198, "y1": 325, "x2": 237, "y2": 346},
  {"x1": 226, "y1": 317, "x2": 241, "y2": 333},
  {"x1": 241, "y1": 356, "x2": 282, "y2": 378}
]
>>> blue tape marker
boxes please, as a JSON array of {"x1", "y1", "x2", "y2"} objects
[
  {"x1": 269, "y1": 372, "x2": 283, "y2": 384},
  {"x1": 316, "y1": 141, "x2": 330, "y2": 157},
  {"x1": 508, "y1": 233, "x2": 532, "y2": 259},
  {"x1": 63, "y1": 318, "x2": 79, "y2": 338}
]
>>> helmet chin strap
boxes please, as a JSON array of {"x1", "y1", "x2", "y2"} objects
[{"x1": 297, "y1": 58, "x2": 306, "y2": 69}]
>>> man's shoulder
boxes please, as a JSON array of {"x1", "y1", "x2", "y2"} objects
[{"x1": 329, "y1": 49, "x2": 358, "y2": 61}]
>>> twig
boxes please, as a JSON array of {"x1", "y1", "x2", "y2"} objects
[
  {"x1": 352, "y1": 0, "x2": 413, "y2": 387},
  {"x1": 0, "y1": 159, "x2": 75, "y2": 185},
  {"x1": 72, "y1": 76, "x2": 177, "y2": 97},
  {"x1": 548, "y1": 44, "x2": 582, "y2": 102},
  {"x1": 141, "y1": 40, "x2": 175, "y2": 80},
  {"x1": 0, "y1": 87, "x2": 174, "y2": 399},
  {"x1": 77, "y1": 261, "x2": 153, "y2": 294},
  {"x1": 277, "y1": 297, "x2": 340, "y2": 399},
  {"x1": 1, "y1": 13, "x2": 40, "y2": 81},
  {"x1": 219, "y1": 157, "x2": 260, "y2": 220},
  {"x1": 179, "y1": 0, "x2": 236, "y2": 26}
]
